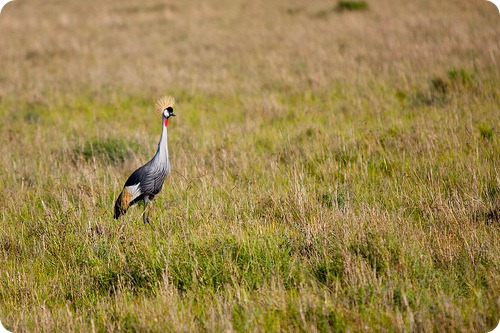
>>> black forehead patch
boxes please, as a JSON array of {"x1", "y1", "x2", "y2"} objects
[{"x1": 166, "y1": 107, "x2": 173, "y2": 112}]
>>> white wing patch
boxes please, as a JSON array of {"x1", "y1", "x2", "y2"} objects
[{"x1": 126, "y1": 183, "x2": 142, "y2": 202}]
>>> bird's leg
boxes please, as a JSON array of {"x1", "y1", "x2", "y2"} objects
[{"x1": 142, "y1": 197, "x2": 150, "y2": 224}]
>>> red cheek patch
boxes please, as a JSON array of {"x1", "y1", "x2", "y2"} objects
[{"x1": 164, "y1": 118, "x2": 169, "y2": 126}]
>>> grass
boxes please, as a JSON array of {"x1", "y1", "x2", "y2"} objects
[
  {"x1": 0, "y1": 0, "x2": 499, "y2": 331},
  {"x1": 337, "y1": 1, "x2": 369, "y2": 12}
]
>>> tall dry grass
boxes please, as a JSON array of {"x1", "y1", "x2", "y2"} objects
[{"x1": 0, "y1": 0, "x2": 499, "y2": 331}]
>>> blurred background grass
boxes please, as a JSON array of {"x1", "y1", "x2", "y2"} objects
[{"x1": 0, "y1": 0, "x2": 499, "y2": 331}]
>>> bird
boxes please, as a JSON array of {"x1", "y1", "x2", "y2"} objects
[{"x1": 114, "y1": 95, "x2": 176, "y2": 223}]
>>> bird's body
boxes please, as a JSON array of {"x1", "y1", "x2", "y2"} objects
[{"x1": 114, "y1": 95, "x2": 176, "y2": 223}]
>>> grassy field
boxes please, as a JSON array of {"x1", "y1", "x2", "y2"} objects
[{"x1": 0, "y1": 0, "x2": 499, "y2": 331}]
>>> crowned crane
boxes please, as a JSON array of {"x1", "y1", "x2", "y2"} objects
[{"x1": 114, "y1": 95, "x2": 176, "y2": 223}]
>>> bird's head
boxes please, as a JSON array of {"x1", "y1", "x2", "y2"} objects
[{"x1": 155, "y1": 95, "x2": 176, "y2": 126}]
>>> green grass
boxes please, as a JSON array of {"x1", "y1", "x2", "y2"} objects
[
  {"x1": 0, "y1": 0, "x2": 499, "y2": 331},
  {"x1": 0, "y1": 83, "x2": 498, "y2": 331},
  {"x1": 337, "y1": 1, "x2": 369, "y2": 11}
]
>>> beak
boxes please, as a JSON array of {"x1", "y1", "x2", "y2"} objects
[{"x1": 170, "y1": 112, "x2": 176, "y2": 117}]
